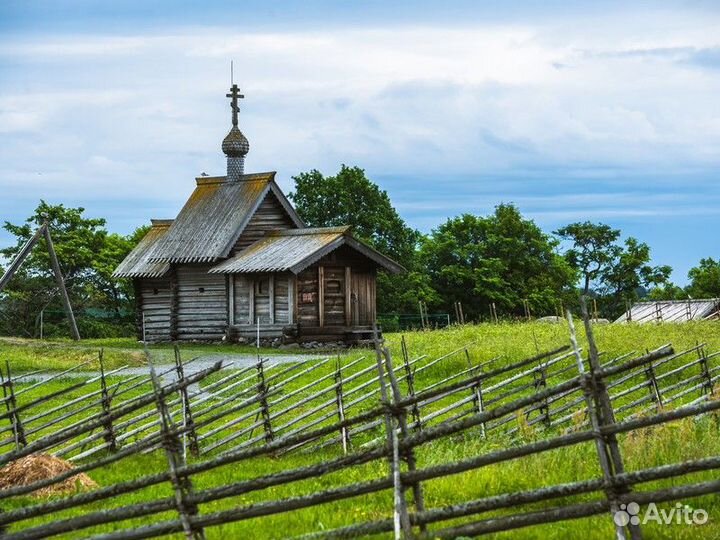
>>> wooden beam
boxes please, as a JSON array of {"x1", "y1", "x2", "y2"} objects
[
  {"x1": 288, "y1": 275, "x2": 295, "y2": 324},
  {"x1": 248, "y1": 276, "x2": 255, "y2": 325},
  {"x1": 344, "y1": 266, "x2": 352, "y2": 326},
  {"x1": 169, "y1": 267, "x2": 178, "y2": 341},
  {"x1": 269, "y1": 274, "x2": 275, "y2": 324},
  {"x1": 228, "y1": 275, "x2": 235, "y2": 326},
  {"x1": 318, "y1": 266, "x2": 324, "y2": 328},
  {"x1": 42, "y1": 224, "x2": 81, "y2": 341},
  {"x1": 0, "y1": 224, "x2": 44, "y2": 293}
]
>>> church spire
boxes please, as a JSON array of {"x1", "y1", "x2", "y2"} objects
[{"x1": 222, "y1": 84, "x2": 249, "y2": 181}]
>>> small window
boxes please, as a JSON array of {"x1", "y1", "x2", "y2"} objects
[
  {"x1": 152, "y1": 288, "x2": 159, "y2": 295},
  {"x1": 255, "y1": 277, "x2": 270, "y2": 296},
  {"x1": 198, "y1": 287, "x2": 205, "y2": 293},
  {"x1": 301, "y1": 292, "x2": 316, "y2": 304}
]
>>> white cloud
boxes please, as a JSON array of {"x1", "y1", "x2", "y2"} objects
[{"x1": 0, "y1": 12, "x2": 718, "y2": 235}]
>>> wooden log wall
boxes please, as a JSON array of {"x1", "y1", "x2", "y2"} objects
[
  {"x1": 176, "y1": 265, "x2": 227, "y2": 340},
  {"x1": 232, "y1": 192, "x2": 297, "y2": 253},
  {"x1": 297, "y1": 245, "x2": 379, "y2": 329},
  {"x1": 297, "y1": 269, "x2": 319, "y2": 327},
  {"x1": 323, "y1": 267, "x2": 346, "y2": 327},
  {"x1": 138, "y1": 278, "x2": 172, "y2": 341},
  {"x1": 233, "y1": 273, "x2": 293, "y2": 326}
]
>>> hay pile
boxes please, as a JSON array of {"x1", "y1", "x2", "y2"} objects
[{"x1": 0, "y1": 454, "x2": 97, "y2": 497}]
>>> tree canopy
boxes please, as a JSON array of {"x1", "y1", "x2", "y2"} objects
[
  {"x1": 556, "y1": 221, "x2": 671, "y2": 316},
  {"x1": 420, "y1": 205, "x2": 576, "y2": 319},
  {"x1": 0, "y1": 201, "x2": 144, "y2": 338}
]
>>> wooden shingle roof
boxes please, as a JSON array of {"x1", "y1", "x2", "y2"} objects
[
  {"x1": 209, "y1": 227, "x2": 404, "y2": 275},
  {"x1": 148, "y1": 172, "x2": 303, "y2": 264},
  {"x1": 112, "y1": 220, "x2": 173, "y2": 278}
]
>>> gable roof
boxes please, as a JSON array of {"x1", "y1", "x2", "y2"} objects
[
  {"x1": 112, "y1": 220, "x2": 173, "y2": 278},
  {"x1": 615, "y1": 299, "x2": 720, "y2": 323},
  {"x1": 148, "y1": 172, "x2": 303, "y2": 264},
  {"x1": 209, "y1": 227, "x2": 405, "y2": 275}
]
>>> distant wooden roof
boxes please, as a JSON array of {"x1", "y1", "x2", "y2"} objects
[
  {"x1": 148, "y1": 172, "x2": 303, "y2": 264},
  {"x1": 209, "y1": 227, "x2": 405, "y2": 275},
  {"x1": 112, "y1": 220, "x2": 173, "y2": 278},
  {"x1": 615, "y1": 299, "x2": 720, "y2": 323}
]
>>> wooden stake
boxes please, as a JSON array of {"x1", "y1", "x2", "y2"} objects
[{"x1": 42, "y1": 223, "x2": 80, "y2": 341}]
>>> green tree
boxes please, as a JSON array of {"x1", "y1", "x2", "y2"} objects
[
  {"x1": 420, "y1": 205, "x2": 576, "y2": 319},
  {"x1": 602, "y1": 237, "x2": 672, "y2": 314},
  {"x1": 554, "y1": 222, "x2": 621, "y2": 295},
  {"x1": 0, "y1": 201, "x2": 143, "y2": 337},
  {"x1": 687, "y1": 258, "x2": 720, "y2": 298},
  {"x1": 556, "y1": 221, "x2": 671, "y2": 316},
  {"x1": 289, "y1": 165, "x2": 424, "y2": 313}
]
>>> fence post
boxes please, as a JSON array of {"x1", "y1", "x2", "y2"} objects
[
  {"x1": 334, "y1": 358, "x2": 350, "y2": 454},
  {"x1": 371, "y1": 327, "x2": 413, "y2": 539},
  {"x1": 642, "y1": 356, "x2": 663, "y2": 412},
  {"x1": 465, "y1": 348, "x2": 486, "y2": 438},
  {"x1": 699, "y1": 346, "x2": 714, "y2": 396},
  {"x1": 566, "y1": 309, "x2": 631, "y2": 540},
  {"x1": 2, "y1": 361, "x2": 26, "y2": 450},
  {"x1": 256, "y1": 359, "x2": 274, "y2": 445},
  {"x1": 401, "y1": 336, "x2": 422, "y2": 431},
  {"x1": 532, "y1": 360, "x2": 551, "y2": 427},
  {"x1": 148, "y1": 357, "x2": 205, "y2": 540},
  {"x1": 98, "y1": 350, "x2": 118, "y2": 453},
  {"x1": 174, "y1": 345, "x2": 199, "y2": 458},
  {"x1": 580, "y1": 298, "x2": 643, "y2": 540}
]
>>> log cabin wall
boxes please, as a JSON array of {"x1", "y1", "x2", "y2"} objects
[
  {"x1": 297, "y1": 245, "x2": 378, "y2": 331},
  {"x1": 137, "y1": 277, "x2": 172, "y2": 341},
  {"x1": 232, "y1": 191, "x2": 297, "y2": 253},
  {"x1": 175, "y1": 264, "x2": 228, "y2": 340},
  {"x1": 233, "y1": 272, "x2": 293, "y2": 326}
]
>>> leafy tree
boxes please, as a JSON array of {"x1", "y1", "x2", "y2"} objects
[
  {"x1": 556, "y1": 221, "x2": 671, "y2": 317},
  {"x1": 289, "y1": 165, "x2": 423, "y2": 313},
  {"x1": 0, "y1": 201, "x2": 143, "y2": 337},
  {"x1": 420, "y1": 205, "x2": 576, "y2": 319},
  {"x1": 687, "y1": 258, "x2": 720, "y2": 298},
  {"x1": 602, "y1": 237, "x2": 672, "y2": 314},
  {"x1": 554, "y1": 222, "x2": 621, "y2": 295}
]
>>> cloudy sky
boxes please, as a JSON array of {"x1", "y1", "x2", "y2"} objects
[{"x1": 1, "y1": 1, "x2": 718, "y2": 284}]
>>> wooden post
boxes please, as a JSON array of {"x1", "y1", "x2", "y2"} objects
[
  {"x1": 169, "y1": 266, "x2": 179, "y2": 341},
  {"x1": 318, "y1": 266, "x2": 325, "y2": 328},
  {"x1": 133, "y1": 279, "x2": 144, "y2": 341},
  {"x1": 268, "y1": 274, "x2": 275, "y2": 325},
  {"x1": 566, "y1": 309, "x2": 631, "y2": 540},
  {"x1": 42, "y1": 223, "x2": 80, "y2": 341},
  {"x1": 0, "y1": 226, "x2": 44, "y2": 293},
  {"x1": 2, "y1": 361, "x2": 26, "y2": 450},
  {"x1": 458, "y1": 301, "x2": 465, "y2": 324},
  {"x1": 256, "y1": 360, "x2": 274, "y2": 444},
  {"x1": 401, "y1": 336, "x2": 422, "y2": 430},
  {"x1": 699, "y1": 346, "x2": 714, "y2": 395},
  {"x1": 174, "y1": 345, "x2": 199, "y2": 457},
  {"x1": 465, "y1": 348, "x2": 486, "y2": 438},
  {"x1": 98, "y1": 350, "x2": 118, "y2": 453},
  {"x1": 334, "y1": 359, "x2": 350, "y2": 454},
  {"x1": 371, "y1": 326, "x2": 412, "y2": 539},
  {"x1": 228, "y1": 275, "x2": 235, "y2": 327},
  {"x1": 643, "y1": 358, "x2": 663, "y2": 412},
  {"x1": 532, "y1": 361, "x2": 550, "y2": 427},
  {"x1": 147, "y1": 357, "x2": 205, "y2": 540},
  {"x1": 580, "y1": 297, "x2": 642, "y2": 540},
  {"x1": 344, "y1": 267, "x2": 352, "y2": 326}
]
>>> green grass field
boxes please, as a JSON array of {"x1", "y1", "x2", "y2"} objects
[{"x1": 1, "y1": 321, "x2": 720, "y2": 539}]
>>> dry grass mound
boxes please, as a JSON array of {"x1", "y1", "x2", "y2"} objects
[{"x1": 0, "y1": 454, "x2": 97, "y2": 497}]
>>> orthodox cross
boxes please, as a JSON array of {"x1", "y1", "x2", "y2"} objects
[{"x1": 226, "y1": 84, "x2": 244, "y2": 127}]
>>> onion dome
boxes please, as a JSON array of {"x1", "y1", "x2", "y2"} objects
[{"x1": 222, "y1": 126, "x2": 249, "y2": 157}]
